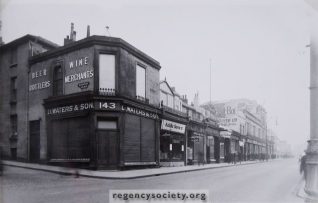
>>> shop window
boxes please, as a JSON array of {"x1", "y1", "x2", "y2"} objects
[
  {"x1": 99, "y1": 54, "x2": 115, "y2": 95},
  {"x1": 53, "y1": 65, "x2": 63, "y2": 96},
  {"x1": 50, "y1": 117, "x2": 90, "y2": 160},
  {"x1": 136, "y1": 64, "x2": 146, "y2": 100},
  {"x1": 97, "y1": 120, "x2": 117, "y2": 130}
]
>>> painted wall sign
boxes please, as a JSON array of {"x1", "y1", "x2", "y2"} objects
[
  {"x1": 29, "y1": 68, "x2": 50, "y2": 92},
  {"x1": 64, "y1": 70, "x2": 94, "y2": 83},
  {"x1": 69, "y1": 57, "x2": 88, "y2": 68},
  {"x1": 161, "y1": 119, "x2": 186, "y2": 134},
  {"x1": 31, "y1": 69, "x2": 47, "y2": 79},
  {"x1": 78, "y1": 82, "x2": 90, "y2": 89},
  {"x1": 64, "y1": 52, "x2": 94, "y2": 94},
  {"x1": 29, "y1": 81, "x2": 51, "y2": 91}
]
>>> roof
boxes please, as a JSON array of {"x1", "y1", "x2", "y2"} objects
[
  {"x1": 29, "y1": 35, "x2": 161, "y2": 70},
  {"x1": 0, "y1": 34, "x2": 59, "y2": 51}
]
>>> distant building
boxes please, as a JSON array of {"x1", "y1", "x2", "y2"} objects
[
  {"x1": 182, "y1": 93, "x2": 221, "y2": 164},
  {"x1": 202, "y1": 99, "x2": 267, "y2": 161}
]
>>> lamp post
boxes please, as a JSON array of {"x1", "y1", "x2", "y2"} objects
[{"x1": 304, "y1": 0, "x2": 318, "y2": 197}]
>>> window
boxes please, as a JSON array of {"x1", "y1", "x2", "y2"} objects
[
  {"x1": 10, "y1": 48, "x2": 17, "y2": 64},
  {"x1": 99, "y1": 54, "x2": 115, "y2": 95},
  {"x1": 10, "y1": 77, "x2": 17, "y2": 101},
  {"x1": 136, "y1": 64, "x2": 146, "y2": 99},
  {"x1": 53, "y1": 65, "x2": 63, "y2": 96},
  {"x1": 11, "y1": 114, "x2": 17, "y2": 133},
  {"x1": 97, "y1": 120, "x2": 117, "y2": 130}
]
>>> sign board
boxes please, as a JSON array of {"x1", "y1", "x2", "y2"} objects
[
  {"x1": 161, "y1": 119, "x2": 186, "y2": 134},
  {"x1": 47, "y1": 100, "x2": 159, "y2": 120}
]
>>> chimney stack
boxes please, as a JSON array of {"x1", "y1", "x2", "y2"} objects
[
  {"x1": 64, "y1": 23, "x2": 77, "y2": 45},
  {"x1": 73, "y1": 31, "x2": 76, "y2": 41},
  {"x1": 87, "y1": 25, "x2": 90, "y2": 38},
  {"x1": 0, "y1": 20, "x2": 4, "y2": 46},
  {"x1": 70, "y1": 22, "x2": 74, "y2": 40}
]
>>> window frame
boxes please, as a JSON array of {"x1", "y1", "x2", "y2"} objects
[
  {"x1": 98, "y1": 53, "x2": 116, "y2": 94},
  {"x1": 135, "y1": 62, "x2": 147, "y2": 100},
  {"x1": 52, "y1": 62, "x2": 64, "y2": 96}
]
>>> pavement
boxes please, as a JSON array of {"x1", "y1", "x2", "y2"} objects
[
  {"x1": 0, "y1": 158, "x2": 305, "y2": 203},
  {"x1": 2, "y1": 159, "x2": 271, "y2": 179}
]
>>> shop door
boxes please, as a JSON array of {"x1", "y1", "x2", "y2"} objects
[
  {"x1": 29, "y1": 120, "x2": 40, "y2": 162},
  {"x1": 97, "y1": 130, "x2": 118, "y2": 168}
]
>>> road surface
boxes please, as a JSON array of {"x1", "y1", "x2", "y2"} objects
[{"x1": 0, "y1": 159, "x2": 304, "y2": 203}]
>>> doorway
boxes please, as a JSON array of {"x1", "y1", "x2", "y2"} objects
[{"x1": 29, "y1": 120, "x2": 40, "y2": 162}]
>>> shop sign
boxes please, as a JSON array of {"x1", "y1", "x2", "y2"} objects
[
  {"x1": 161, "y1": 119, "x2": 186, "y2": 134},
  {"x1": 47, "y1": 101, "x2": 159, "y2": 119},
  {"x1": 239, "y1": 140, "x2": 244, "y2": 147},
  {"x1": 97, "y1": 101, "x2": 159, "y2": 120},
  {"x1": 220, "y1": 131, "x2": 231, "y2": 138},
  {"x1": 47, "y1": 102, "x2": 94, "y2": 115},
  {"x1": 191, "y1": 136, "x2": 200, "y2": 142},
  {"x1": 193, "y1": 132, "x2": 204, "y2": 137}
]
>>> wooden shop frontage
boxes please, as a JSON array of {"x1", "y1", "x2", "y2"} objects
[
  {"x1": 159, "y1": 109, "x2": 188, "y2": 167},
  {"x1": 44, "y1": 94, "x2": 161, "y2": 170},
  {"x1": 187, "y1": 120, "x2": 206, "y2": 165},
  {"x1": 205, "y1": 123, "x2": 221, "y2": 163},
  {"x1": 27, "y1": 35, "x2": 162, "y2": 170}
]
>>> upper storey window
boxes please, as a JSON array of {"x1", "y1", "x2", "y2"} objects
[
  {"x1": 136, "y1": 64, "x2": 146, "y2": 100},
  {"x1": 53, "y1": 65, "x2": 63, "y2": 96},
  {"x1": 10, "y1": 48, "x2": 17, "y2": 65},
  {"x1": 99, "y1": 54, "x2": 115, "y2": 95}
]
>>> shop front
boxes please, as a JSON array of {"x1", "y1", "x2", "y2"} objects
[
  {"x1": 220, "y1": 130, "x2": 231, "y2": 163},
  {"x1": 160, "y1": 116, "x2": 187, "y2": 167},
  {"x1": 205, "y1": 125, "x2": 221, "y2": 163},
  {"x1": 45, "y1": 95, "x2": 161, "y2": 170},
  {"x1": 187, "y1": 121, "x2": 206, "y2": 165}
]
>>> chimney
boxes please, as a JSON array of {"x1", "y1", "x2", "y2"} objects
[
  {"x1": 70, "y1": 22, "x2": 74, "y2": 40},
  {"x1": 64, "y1": 23, "x2": 77, "y2": 45},
  {"x1": 0, "y1": 20, "x2": 4, "y2": 46},
  {"x1": 73, "y1": 31, "x2": 76, "y2": 41},
  {"x1": 87, "y1": 25, "x2": 90, "y2": 37}
]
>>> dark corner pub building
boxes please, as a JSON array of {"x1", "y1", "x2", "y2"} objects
[{"x1": 28, "y1": 35, "x2": 162, "y2": 169}]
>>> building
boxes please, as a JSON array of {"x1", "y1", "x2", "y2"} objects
[
  {"x1": 1, "y1": 25, "x2": 162, "y2": 169},
  {"x1": 182, "y1": 93, "x2": 221, "y2": 164},
  {"x1": 159, "y1": 80, "x2": 188, "y2": 166},
  {"x1": 203, "y1": 99, "x2": 268, "y2": 161},
  {"x1": 0, "y1": 35, "x2": 58, "y2": 160}
]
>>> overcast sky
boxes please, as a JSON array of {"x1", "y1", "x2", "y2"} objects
[{"x1": 0, "y1": 0, "x2": 311, "y2": 152}]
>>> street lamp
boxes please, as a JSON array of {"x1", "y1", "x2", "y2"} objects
[{"x1": 304, "y1": 0, "x2": 318, "y2": 198}]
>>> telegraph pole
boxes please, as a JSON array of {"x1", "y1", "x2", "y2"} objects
[{"x1": 209, "y1": 59, "x2": 212, "y2": 104}]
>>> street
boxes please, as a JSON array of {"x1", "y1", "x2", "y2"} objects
[{"x1": 0, "y1": 159, "x2": 304, "y2": 203}]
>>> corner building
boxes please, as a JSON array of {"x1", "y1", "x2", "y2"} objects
[{"x1": 28, "y1": 36, "x2": 161, "y2": 169}]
